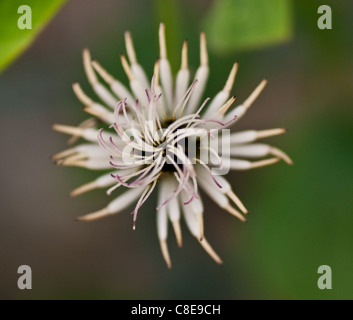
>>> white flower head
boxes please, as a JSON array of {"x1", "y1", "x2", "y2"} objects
[{"x1": 52, "y1": 23, "x2": 292, "y2": 268}]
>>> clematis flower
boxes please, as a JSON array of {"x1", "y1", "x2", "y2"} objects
[{"x1": 52, "y1": 23, "x2": 291, "y2": 268}]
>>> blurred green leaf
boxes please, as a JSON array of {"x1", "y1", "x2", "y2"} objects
[
  {"x1": 203, "y1": 0, "x2": 292, "y2": 53},
  {"x1": 0, "y1": 0, "x2": 67, "y2": 73}
]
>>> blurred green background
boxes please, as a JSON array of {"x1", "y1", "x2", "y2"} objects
[{"x1": 0, "y1": 0, "x2": 352, "y2": 300}]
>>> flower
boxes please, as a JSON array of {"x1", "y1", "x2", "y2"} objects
[{"x1": 52, "y1": 23, "x2": 291, "y2": 268}]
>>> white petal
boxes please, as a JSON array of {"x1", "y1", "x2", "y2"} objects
[
  {"x1": 175, "y1": 69, "x2": 190, "y2": 107},
  {"x1": 161, "y1": 179, "x2": 178, "y2": 221},
  {"x1": 75, "y1": 144, "x2": 109, "y2": 158},
  {"x1": 110, "y1": 81, "x2": 135, "y2": 106},
  {"x1": 174, "y1": 40, "x2": 190, "y2": 106},
  {"x1": 224, "y1": 80, "x2": 267, "y2": 123},
  {"x1": 130, "y1": 79, "x2": 149, "y2": 108},
  {"x1": 80, "y1": 158, "x2": 111, "y2": 169},
  {"x1": 131, "y1": 64, "x2": 150, "y2": 91},
  {"x1": 226, "y1": 143, "x2": 271, "y2": 157},
  {"x1": 92, "y1": 61, "x2": 135, "y2": 106},
  {"x1": 180, "y1": 192, "x2": 200, "y2": 239},
  {"x1": 184, "y1": 32, "x2": 209, "y2": 115},
  {"x1": 181, "y1": 187, "x2": 223, "y2": 263},
  {"x1": 70, "y1": 171, "x2": 116, "y2": 197},
  {"x1": 196, "y1": 166, "x2": 248, "y2": 214},
  {"x1": 83, "y1": 49, "x2": 118, "y2": 109},
  {"x1": 229, "y1": 157, "x2": 280, "y2": 170},
  {"x1": 167, "y1": 194, "x2": 180, "y2": 222},
  {"x1": 204, "y1": 63, "x2": 238, "y2": 118},
  {"x1": 96, "y1": 172, "x2": 116, "y2": 186},
  {"x1": 226, "y1": 143, "x2": 292, "y2": 164},
  {"x1": 72, "y1": 83, "x2": 114, "y2": 123},
  {"x1": 52, "y1": 125, "x2": 98, "y2": 143},
  {"x1": 228, "y1": 128, "x2": 286, "y2": 145},
  {"x1": 157, "y1": 181, "x2": 169, "y2": 241},
  {"x1": 160, "y1": 240, "x2": 172, "y2": 269},
  {"x1": 124, "y1": 31, "x2": 150, "y2": 90},
  {"x1": 160, "y1": 58, "x2": 173, "y2": 111},
  {"x1": 93, "y1": 82, "x2": 118, "y2": 109},
  {"x1": 77, "y1": 186, "x2": 144, "y2": 221},
  {"x1": 163, "y1": 178, "x2": 182, "y2": 247},
  {"x1": 204, "y1": 91, "x2": 229, "y2": 118},
  {"x1": 229, "y1": 130, "x2": 258, "y2": 144},
  {"x1": 199, "y1": 238, "x2": 223, "y2": 264},
  {"x1": 197, "y1": 173, "x2": 229, "y2": 208},
  {"x1": 85, "y1": 103, "x2": 114, "y2": 123},
  {"x1": 185, "y1": 66, "x2": 209, "y2": 115},
  {"x1": 107, "y1": 187, "x2": 145, "y2": 213}
]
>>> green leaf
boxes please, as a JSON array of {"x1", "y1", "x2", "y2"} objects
[
  {"x1": 203, "y1": 0, "x2": 293, "y2": 53},
  {"x1": 0, "y1": 0, "x2": 67, "y2": 73}
]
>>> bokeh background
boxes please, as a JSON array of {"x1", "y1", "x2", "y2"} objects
[{"x1": 0, "y1": 0, "x2": 352, "y2": 299}]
